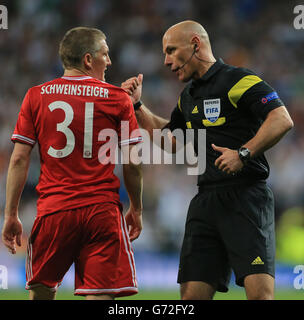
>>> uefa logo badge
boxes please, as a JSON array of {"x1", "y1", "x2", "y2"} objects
[{"x1": 261, "y1": 98, "x2": 268, "y2": 104}]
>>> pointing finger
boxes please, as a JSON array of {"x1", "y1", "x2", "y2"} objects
[{"x1": 212, "y1": 144, "x2": 226, "y2": 153}]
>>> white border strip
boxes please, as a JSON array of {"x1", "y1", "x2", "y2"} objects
[
  {"x1": 75, "y1": 286, "x2": 138, "y2": 294},
  {"x1": 28, "y1": 243, "x2": 33, "y2": 280},
  {"x1": 61, "y1": 76, "x2": 93, "y2": 81},
  {"x1": 120, "y1": 215, "x2": 137, "y2": 287},
  {"x1": 25, "y1": 282, "x2": 61, "y2": 292},
  {"x1": 25, "y1": 242, "x2": 30, "y2": 281},
  {"x1": 12, "y1": 134, "x2": 35, "y2": 145}
]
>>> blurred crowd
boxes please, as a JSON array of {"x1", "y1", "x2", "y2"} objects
[{"x1": 0, "y1": 0, "x2": 303, "y2": 255}]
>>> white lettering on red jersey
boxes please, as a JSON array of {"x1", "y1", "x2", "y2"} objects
[{"x1": 12, "y1": 76, "x2": 142, "y2": 216}]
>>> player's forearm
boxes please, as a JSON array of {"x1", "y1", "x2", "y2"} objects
[
  {"x1": 243, "y1": 106, "x2": 294, "y2": 158},
  {"x1": 5, "y1": 156, "x2": 30, "y2": 217},
  {"x1": 123, "y1": 163, "x2": 143, "y2": 212},
  {"x1": 135, "y1": 103, "x2": 169, "y2": 138}
]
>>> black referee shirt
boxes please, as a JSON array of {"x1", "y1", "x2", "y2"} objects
[{"x1": 167, "y1": 58, "x2": 284, "y2": 186}]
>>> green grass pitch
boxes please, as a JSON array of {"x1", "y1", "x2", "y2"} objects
[{"x1": 0, "y1": 288, "x2": 303, "y2": 300}]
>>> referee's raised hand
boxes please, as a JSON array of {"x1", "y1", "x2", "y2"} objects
[
  {"x1": 212, "y1": 144, "x2": 243, "y2": 175},
  {"x1": 121, "y1": 74, "x2": 143, "y2": 105}
]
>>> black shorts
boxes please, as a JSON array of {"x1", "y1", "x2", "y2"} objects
[{"x1": 177, "y1": 181, "x2": 275, "y2": 292}]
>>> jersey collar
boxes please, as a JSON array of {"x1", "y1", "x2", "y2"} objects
[
  {"x1": 191, "y1": 58, "x2": 225, "y2": 86},
  {"x1": 61, "y1": 76, "x2": 93, "y2": 80}
]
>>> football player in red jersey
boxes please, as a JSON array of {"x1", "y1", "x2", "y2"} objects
[{"x1": 2, "y1": 27, "x2": 143, "y2": 300}]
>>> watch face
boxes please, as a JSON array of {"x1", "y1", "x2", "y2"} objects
[
  {"x1": 239, "y1": 148, "x2": 250, "y2": 161},
  {"x1": 240, "y1": 149, "x2": 248, "y2": 157}
]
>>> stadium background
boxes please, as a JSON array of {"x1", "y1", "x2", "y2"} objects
[{"x1": 0, "y1": 0, "x2": 303, "y2": 300}]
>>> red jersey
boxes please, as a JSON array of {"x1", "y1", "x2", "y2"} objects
[{"x1": 12, "y1": 75, "x2": 142, "y2": 216}]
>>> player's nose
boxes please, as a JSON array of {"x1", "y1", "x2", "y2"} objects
[{"x1": 106, "y1": 55, "x2": 112, "y2": 66}]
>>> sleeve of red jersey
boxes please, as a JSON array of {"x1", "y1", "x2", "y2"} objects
[
  {"x1": 11, "y1": 89, "x2": 37, "y2": 146},
  {"x1": 118, "y1": 93, "x2": 143, "y2": 147}
]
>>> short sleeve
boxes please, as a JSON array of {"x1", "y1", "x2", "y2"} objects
[
  {"x1": 165, "y1": 105, "x2": 187, "y2": 132},
  {"x1": 11, "y1": 90, "x2": 36, "y2": 146},
  {"x1": 118, "y1": 94, "x2": 142, "y2": 147},
  {"x1": 227, "y1": 69, "x2": 284, "y2": 120},
  {"x1": 238, "y1": 80, "x2": 284, "y2": 120}
]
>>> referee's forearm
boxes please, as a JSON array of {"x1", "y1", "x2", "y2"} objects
[
  {"x1": 243, "y1": 106, "x2": 294, "y2": 158},
  {"x1": 135, "y1": 103, "x2": 169, "y2": 138},
  {"x1": 135, "y1": 103, "x2": 178, "y2": 152}
]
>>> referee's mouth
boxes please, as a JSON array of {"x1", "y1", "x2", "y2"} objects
[{"x1": 172, "y1": 67, "x2": 180, "y2": 74}]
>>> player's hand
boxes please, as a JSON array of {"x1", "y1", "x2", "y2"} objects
[
  {"x1": 212, "y1": 144, "x2": 243, "y2": 175},
  {"x1": 1, "y1": 215, "x2": 23, "y2": 254},
  {"x1": 121, "y1": 74, "x2": 143, "y2": 105},
  {"x1": 124, "y1": 207, "x2": 143, "y2": 242}
]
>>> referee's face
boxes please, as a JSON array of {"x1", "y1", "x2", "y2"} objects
[{"x1": 163, "y1": 33, "x2": 195, "y2": 83}]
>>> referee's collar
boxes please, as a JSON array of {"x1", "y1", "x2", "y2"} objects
[{"x1": 191, "y1": 58, "x2": 225, "y2": 87}]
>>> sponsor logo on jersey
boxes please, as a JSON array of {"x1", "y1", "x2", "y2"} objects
[
  {"x1": 251, "y1": 256, "x2": 264, "y2": 265},
  {"x1": 192, "y1": 105, "x2": 198, "y2": 114}
]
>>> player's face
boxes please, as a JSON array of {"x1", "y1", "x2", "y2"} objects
[
  {"x1": 162, "y1": 33, "x2": 195, "y2": 83},
  {"x1": 91, "y1": 40, "x2": 112, "y2": 81}
]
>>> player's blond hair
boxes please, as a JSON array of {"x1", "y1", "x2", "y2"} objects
[{"x1": 59, "y1": 27, "x2": 106, "y2": 69}]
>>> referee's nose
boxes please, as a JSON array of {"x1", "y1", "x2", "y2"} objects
[{"x1": 164, "y1": 54, "x2": 172, "y2": 67}]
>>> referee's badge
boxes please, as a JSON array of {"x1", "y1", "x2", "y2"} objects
[{"x1": 203, "y1": 98, "x2": 221, "y2": 123}]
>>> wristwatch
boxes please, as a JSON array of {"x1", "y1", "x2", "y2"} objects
[
  {"x1": 133, "y1": 100, "x2": 143, "y2": 111},
  {"x1": 238, "y1": 147, "x2": 251, "y2": 165}
]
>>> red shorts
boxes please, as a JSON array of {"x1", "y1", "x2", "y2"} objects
[{"x1": 25, "y1": 203, "x2": 138, "y2": 297}]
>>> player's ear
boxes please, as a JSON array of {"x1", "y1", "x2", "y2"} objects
[{"x1": 83, "y1": 53, "x2": 93, "y2": 70}]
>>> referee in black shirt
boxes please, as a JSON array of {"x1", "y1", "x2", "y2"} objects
[{"x1": 122, "y1": 20, "x2": 293, "y2": 300}]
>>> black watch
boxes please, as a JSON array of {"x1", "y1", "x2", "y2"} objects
[
  {"x1": 238, "y1": 147, "x2": 251, "y2": 164},
  {"x1": 133, "y1": 100, "x2": 142, "y2": 111}
]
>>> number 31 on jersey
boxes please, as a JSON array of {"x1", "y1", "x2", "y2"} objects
[{"x1": 47, "y1": 101, "x2": 94, "y2": 159}]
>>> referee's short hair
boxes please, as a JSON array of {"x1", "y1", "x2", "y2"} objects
[{"x1": 59, "y1": 27, "x2": 106, "y2": 69}]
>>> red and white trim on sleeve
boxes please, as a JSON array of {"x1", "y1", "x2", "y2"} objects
[{"x1": 11, "y1": 134, "x2": 36, "y2": 146}]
